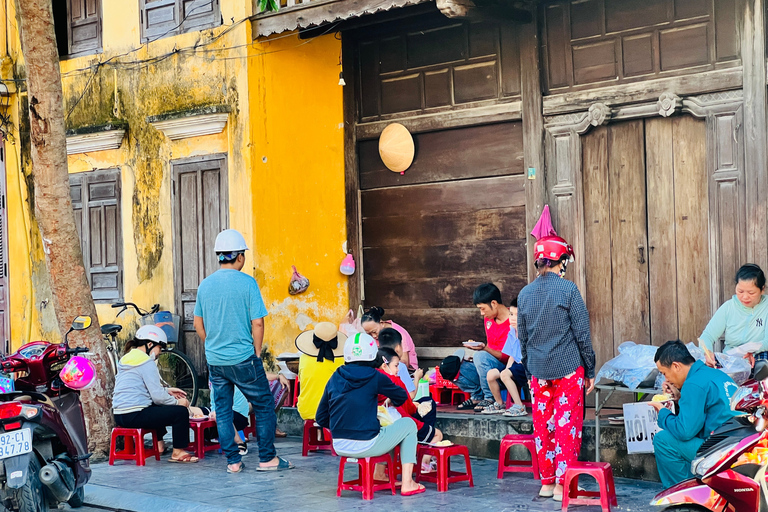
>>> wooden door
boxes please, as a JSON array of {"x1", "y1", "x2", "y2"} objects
[
  {"x1": 172, "y1": 155, "x2": 228, "y2": 378},
  {"x1": 582, "y1": 116, "x2": 708, "y2": 369}
]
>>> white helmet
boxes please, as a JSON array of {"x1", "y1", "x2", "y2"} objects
[
  {"x1": 214, "y1": 229, "x2": 249, "y2": 253},
  {"x1": 344, "y1": 333, "x2": 378, "y2": 363},
  {"x1": 135, "y1": 325, "x2": 168, "y2": 346}
]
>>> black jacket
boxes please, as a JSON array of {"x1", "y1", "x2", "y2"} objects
[{"x1": 316, "y1": 364, "x2": 408, "y2": 441}]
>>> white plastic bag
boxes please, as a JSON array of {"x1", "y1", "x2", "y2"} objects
[{"x1": 596, "y1": 341, "x2": 659, "y2": 389}]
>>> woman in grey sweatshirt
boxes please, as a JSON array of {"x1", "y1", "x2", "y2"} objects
[{"x1": 112, "y1": 325, "x2": 198, "y2": 463}]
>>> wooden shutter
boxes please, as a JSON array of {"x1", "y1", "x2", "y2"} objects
[
  {"x1": 140, "y1": 0, "x2": 180, "y2": 41},
  {"x1": 69, "y1": 170, "x2": 122, "y2": 302},
  {"x1": 180, "y1": 0, "x2": 220, "y2": 31},
  {"x1": 0, "y1": 147, "x2": 9, "y2": 353},
  {"x1": 68, "y1": 0, "x2": 102, "y2": 55}
]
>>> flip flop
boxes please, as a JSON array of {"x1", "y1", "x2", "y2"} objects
[
  {"x1": 169, "y1": 453, "x2": 199, "y2": 463},
  {"x1": 227, "y1": 461, "x2": 245, "y2": 473},
  {"x1": 256, "y1": 457, "x2": 294, "y2": 471},
  {"x1": 402, "y1": 484, "x2": 426, "y2": 496}
]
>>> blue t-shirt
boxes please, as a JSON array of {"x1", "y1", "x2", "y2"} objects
[
  {"x1": 193, "y1": 269, "x2": 268, "y2": 366},
  {"x1": 502, "y1": 327, "x2": 523, "y2": 363},
  {"x1": 397, "y1": 362, "x2": 415, "y2": 392}
]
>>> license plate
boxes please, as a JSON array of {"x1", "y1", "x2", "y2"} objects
[{"x1": 0, "y1": 429, "x2": 32, "y2": 459}]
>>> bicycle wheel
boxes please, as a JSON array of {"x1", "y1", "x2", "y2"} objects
[{"x1": 156, "y1": 348, "x2": 199, "y2": 406}]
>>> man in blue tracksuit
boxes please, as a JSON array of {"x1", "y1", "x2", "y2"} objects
[{"x1": 649, "y1": 340, "x2": 739, "y2": 487}]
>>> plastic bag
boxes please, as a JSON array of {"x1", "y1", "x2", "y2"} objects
[
  {"x1": 596, "y1": 341, "x2": 660, "y2": 389},
  {"x1": 339, "y1": 307, "x2": 365, "y2": 337},
  {"x1": 665, "y1": 342, "x2": 751, "y2": 386},
  {"x1": 288, "y1": 265, "x2": 310, "y2": 295},
  {"x1": 377, "y1": 405, "x2": 400, "y2": 427}
]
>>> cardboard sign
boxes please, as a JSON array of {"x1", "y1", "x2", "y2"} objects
[{"x1": 623, "y1": 402, "x2": 662, "y2": 454}]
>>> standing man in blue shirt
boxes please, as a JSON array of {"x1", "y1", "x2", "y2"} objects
[
  {"x1": 649, "y1": 340, "x2": 738, "y2": 487},
  {"x1": 194, "y1": 229, "x2": 293, "y2": 473}
]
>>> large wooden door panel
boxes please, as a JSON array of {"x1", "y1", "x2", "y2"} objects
[
  {"x1": 645, "y1": 118, "x2": 679, "y2": 345},
  {"x1": 672, "y1": 116, "x2": 709, "y2": 343},
  {"x1": 582, "y1": 125, "x2": 614, "y2": 369},
  {"x1": 609, "y1": 120, "x2": 651, "y2": 346}
]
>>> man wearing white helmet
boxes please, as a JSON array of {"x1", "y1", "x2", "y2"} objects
[{"x1": 193, "y1": 229, "x2": 293, "y2": 473}]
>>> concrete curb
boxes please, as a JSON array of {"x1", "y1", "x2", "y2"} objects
[{"x1": 83, "y1": 483, "x2": 254, "y2": 512}]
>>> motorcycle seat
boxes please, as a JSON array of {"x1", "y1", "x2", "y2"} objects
[{"x1": 101, "y1": 324, "x2": 122, "y2": 336}]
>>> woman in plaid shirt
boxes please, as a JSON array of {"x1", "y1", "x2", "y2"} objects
[{"x1": 517, "y1": 235, "x2": 596, "y2": 502}]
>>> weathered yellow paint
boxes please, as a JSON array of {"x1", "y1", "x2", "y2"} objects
[
  {"x1": 249, "y1": 32, "x2": 349, "y2": 354},
  {"x1": 3, "y1": 0, "x2": 256, "y2": 348},
  {"x1": 1, "y1": 1, "x2": 348, "y2": 359}
]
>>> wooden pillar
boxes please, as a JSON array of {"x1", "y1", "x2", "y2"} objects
[
  {"x1": 342, "y1": 35, "x2": 362, "y2": 309},
  {"x1": 742, "y1": 0, "x2": 768, "y2": 268},
  {"x1": 519, "y1": 12, "x2": 546, "y2": 282}
]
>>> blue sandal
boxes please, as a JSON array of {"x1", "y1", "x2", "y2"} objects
[{"x1": 256, "y1": 457, "x2": 294, "y2": 471}]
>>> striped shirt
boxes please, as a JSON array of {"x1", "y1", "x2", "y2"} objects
[{"x1": 518, "y1": 272, "x2": 596, "y2": 380}]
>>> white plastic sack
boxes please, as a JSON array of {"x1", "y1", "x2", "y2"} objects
[{"x1": 596, "y1": 341, "x2": 660, "y2": 389}]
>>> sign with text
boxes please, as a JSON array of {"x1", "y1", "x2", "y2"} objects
[{"x1": 623, "y1": 402, "x2": 662, "y2": 454}]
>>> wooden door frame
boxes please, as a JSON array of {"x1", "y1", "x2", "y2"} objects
[
  {"x1": 0, "y1": 143, "x2": 8, "y2": 354},
  {"x1": 170, "y1": 153, "x2": 229, "y2": 341},
  {"x1": 544, "y1": 90, "x2": 746, "y2": 318}
]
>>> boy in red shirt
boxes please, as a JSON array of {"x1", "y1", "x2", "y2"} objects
[{"x1": 455, "y1": 283, "x2": 513, "y2": 413}]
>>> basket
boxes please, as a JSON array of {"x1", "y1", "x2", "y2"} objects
[{"x1": 140, "y1": 311, "x2": 181, "y2": 344}]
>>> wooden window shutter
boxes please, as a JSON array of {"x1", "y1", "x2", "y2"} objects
[
  {"x1": 68, "y1": 0, "x2": 102, "y2": 55},
  {"x1": 180, "y1": 0, "x2": 220, "y2": 32},
  {"x1": 69, "y1": 170, "x2": 122, "y2": 302},
  {"x1": 140, "y1": 0, "x2": 180, "y2": 41}
]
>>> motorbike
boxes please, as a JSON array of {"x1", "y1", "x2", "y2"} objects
[
  {"x1": 652, "y1": 377, "x2": 768, "y2": 511},
  {"x1": 0, "y1": 316, "x2": 93, "y2": 512}
]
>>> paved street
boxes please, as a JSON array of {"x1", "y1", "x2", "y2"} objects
[{"x1": 73, "y1": 437, "x2": 662, "y2": 512}]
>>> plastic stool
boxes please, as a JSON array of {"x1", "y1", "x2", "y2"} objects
[
  {"x1": 416, "y1": 444, "x2": 474, "y2": 492},
  {"x1": 292, "y1": 376, "x2": 301, "y2": 407},
  {"x1": 561, "y1": 461, "x2": 618, "y2": 512},
  {"x1": 242, "y1": 412, "x2": 256, "y2": 440},
  {"x1": 188, "y1": 419, "x2": 221, "y2": 459},
  {"x1": 337, "y1": 453, "x2": 396, "y2": 500},
  {"x1": 109, "y1": 428, "x2": 160, "y2": 466},
  {"x1": 498, "y1": 434, "x2": 540, "y2": 479},
  {"x1": 302, "y1": 419, "x2": 336, "y2": 456}
]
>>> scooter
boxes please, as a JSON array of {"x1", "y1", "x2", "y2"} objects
[
  {"x1": 0, "y1": 316, "x2": 93, "y2": 512},
  {"x1": 652, "y1": 378, "x2": 768, "y2": 511}
]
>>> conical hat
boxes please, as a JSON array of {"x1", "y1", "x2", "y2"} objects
[{"x1": 379, "y1": 123, "x2": 414, "y2": 173}]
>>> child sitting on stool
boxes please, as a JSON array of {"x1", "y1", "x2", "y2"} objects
[{"x1": 483, "y1": 297, "x2": 528, "y2": 417}]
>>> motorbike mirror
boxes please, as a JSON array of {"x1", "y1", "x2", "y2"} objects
[{"x1": 71, "y1": 316, "x2": 92, "y2": 331}]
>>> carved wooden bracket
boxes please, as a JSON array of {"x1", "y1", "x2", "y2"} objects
[
  {"x1": 657, "y1": 92, "x2": 682, "y2": 117},
  {"x1": 437, "y1": 0, "x2": 533, "y2": 21}
]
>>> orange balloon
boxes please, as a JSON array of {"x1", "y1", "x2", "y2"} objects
[{"x1": 379, "y1": 123, "x2": 414, "y2": 173}]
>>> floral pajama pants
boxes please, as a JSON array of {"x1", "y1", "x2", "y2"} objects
[{"x1": 531, "y1": 366, "x2": 585, "y2": 485}]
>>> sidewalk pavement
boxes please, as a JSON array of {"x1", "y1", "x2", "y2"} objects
[{"x1": 73, "y1": 437, "x2": 662, "y2": 512}]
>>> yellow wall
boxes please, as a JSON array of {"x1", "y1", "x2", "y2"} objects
[
  {"x1": 249, "y1": 32, "x2": 349, "y2": 355},
  {"x1": 4, "y1": 0, "x2": 256, "y2": 347}
]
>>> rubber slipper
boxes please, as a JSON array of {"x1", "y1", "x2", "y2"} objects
[
  {"x1": 402, "y1": 484, "x2": 426, "y2": 496},
  {"x1": 539, "y1": 487, "x2": 555, "y2": 497},
  {"x1": 256, "y1": 457, "x2": 294, "y2": 471},
  {"x1": 169, "y1": 453, "x2": 198, "y2": 463},
  {"x1": 227, "y1": 462, "x2": 245, "y2": 473}
]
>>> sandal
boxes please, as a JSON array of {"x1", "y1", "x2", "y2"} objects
[
  {"x1": 256, "y1": 456, "x2": 294, "y2": 472},
  {"x1": 402, "y1": 484, "x2": 426, "y2": 496},
  {"x1": 238, "y1": 443, "x2": 248, "y2": 456},
  {"x1": 169, "y1": 452, "x2": 199, "y2": 463},
  {"x1": 456, "y1": 398, "x2": 476, "y2": 410},
  {"x1": 227, "y1": 461, "x2": 245, "y2": 473}
]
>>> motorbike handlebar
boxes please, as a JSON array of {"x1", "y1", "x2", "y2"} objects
[{"x1": 67, "y1": 347, "x2": 89, "y2": 356}]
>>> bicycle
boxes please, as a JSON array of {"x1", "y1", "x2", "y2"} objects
[{"x1": 101, "y1": 302, "x2": 200, "y2": 406}]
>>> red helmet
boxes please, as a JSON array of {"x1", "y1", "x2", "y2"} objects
[{"x1": 534, "y1": 236, "x2": 574, "y2": 262}]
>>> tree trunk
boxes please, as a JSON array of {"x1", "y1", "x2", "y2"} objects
[{"x1": 17, "y1": 0, "x2": 114, "y2": 456}]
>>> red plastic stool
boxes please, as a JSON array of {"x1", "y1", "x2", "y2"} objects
[
  {"x1": 187, "y1": 419, "x2": 221, "y2": 460},
  {"x1": 109, "y1": 428, "x2": 160, "y2": 466},
  {"x1": 337, "y1": 453, "x2": 396, "y2": 500},
  {"x1": 292, "y1": 376, "x2": 301, "y2": 407},
  {"x1": 498, "y1": 434, "x2": 540, "y2": 479},
  {"x1": 302, "y1": 419, "x2": 336, "y2": 456},
  {"x1": 561, "y1": 461, "x2": 618, "y2": 512},
  {"x1": 242, "y1": 412, "x2": 256, "y2": 440},
  {"x1": 416, "y1": 444, "x2": 474, "y2": 492}
]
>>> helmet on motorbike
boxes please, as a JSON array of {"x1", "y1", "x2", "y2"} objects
[
  {"x1": 59, "y1": 356, "x2": 96, "y2": 390},
  {"x1": 135, "y1": 325, "x2": 168, "y2": 352}
]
